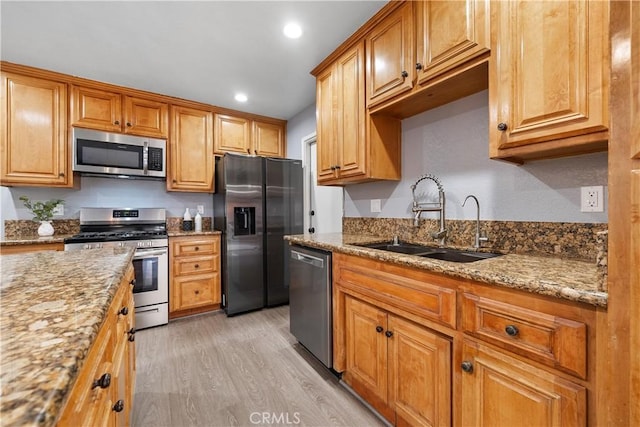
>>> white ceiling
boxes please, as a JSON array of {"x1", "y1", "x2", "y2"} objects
[{"x1": 0, "y1": 1, "x2": 385, "y2": 120}]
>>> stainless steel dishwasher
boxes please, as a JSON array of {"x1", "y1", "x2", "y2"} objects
[{"x1": 288, "y1": 244, "x2": 332, "y2": 368}]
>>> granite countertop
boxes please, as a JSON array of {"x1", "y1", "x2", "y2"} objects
[
  {"x1": 285, "y1": 233, "x2": 607, "y2": 308},
  {"x1": 0, "y1": 248, "x2": 135, "y2": 427},
  {"x1": 167, "y1": 229, "x2": 222, "y2": 237},
  {"x1": 0, "y1": 234, "x2": 75, "y2": 246}
]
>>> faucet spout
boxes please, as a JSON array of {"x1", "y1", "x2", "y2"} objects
[
  {"x1": 462, "y1": 194, "x2": 488, "y2": 250},
  {"x1": 411, "y1": 174, "x2": 447, "y2": 245}
]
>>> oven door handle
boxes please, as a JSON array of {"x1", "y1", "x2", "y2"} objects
[{"x1": 133, "y1": 248, "x2": 168, "y2": 259}]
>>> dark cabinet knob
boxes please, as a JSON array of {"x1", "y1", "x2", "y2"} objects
[
  {"x1": 376, "y1": 326, "x2": 383, "y2": 333},
  {"x1": 92, "y1": 373, "x2": 111, "y2": 389},
  {"x1": 114, "y1": 120, "x2": 120, "y2": 125},
  {"x1": 461, "y1": 361, "x2": 474, "y2": 373},
  {"x1": 416, "y1": 63, "x2": 423, "y2": 70},
  {"x1": 497, "y1": 122, "x2": 508, "y2": 131},
  {"x1": 173, "y1": 179, "x2": 177, "y2": 183},
  {"x1": 112, "y1": 400, "x2": 124, "y2": 413},
  {"x1": 505, "y1": 325, "x2": 519, "y2": 336},
  {"x1": 308, "y1": 227, "x2": 315, "y2": 233},
  {"x1": 194, "y1": 264, "x2": 199, "y2": 269},
  {"x1": 128, "y1": 327, "x2": 136, "y2": 342},
  {"x1": 126, "y1": 122, "x2": 132, "y2": 127},
  {"x1": 310, "y1": 210, "x2": 315, "y2": 216},
  {"x1": 385, "y1": 330, "x2": 393, "y2": 338},
  {"x1": 334, "y1": 165, "x2": 341, "y2": 170},
  {"x1": 119, "y1": 307, "x2": 129, "y2": 316},
  {"x1": 401, "y1": 70, "x2": 409, "y2": 78},
  {"x1": 195, "y1": 246, "x2": 200, "y2": 251},
  {"x1": 195, "y1": 290, "x2": 200, "y2": 295},
  {"x1": 130, "y1": 279, "x2": 136, "y2": 287},
  {"x1": 247, "y1": 148, "x2": 251, "y2": 154},
  {"x1": 59, "y1": 172, "x2": 65, "y2": 177}
]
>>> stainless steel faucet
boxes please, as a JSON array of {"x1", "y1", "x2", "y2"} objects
[
  {"x1": 462, "y1": 194, "x2": 488, "y2": 250},
  {"x1": 411, "y1": 174, "x2": 446, "y2": 245}
]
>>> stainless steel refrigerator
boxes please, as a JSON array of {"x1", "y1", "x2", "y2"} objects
[{"x1": 213, "y1": 153, "x2": 303, "y2": 315}]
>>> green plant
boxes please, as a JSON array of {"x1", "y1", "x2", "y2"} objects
[{"x1": 19, "y1": 196, "x2": 64, "y2": 222}]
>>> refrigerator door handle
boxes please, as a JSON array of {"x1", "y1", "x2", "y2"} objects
[{"x1": 291, "y1": 250, "x2": 324, "y2": 268}]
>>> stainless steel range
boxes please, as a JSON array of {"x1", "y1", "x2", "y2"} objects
[{"x1": 65, "y1": 207, "x2": 169, "y2": 329}]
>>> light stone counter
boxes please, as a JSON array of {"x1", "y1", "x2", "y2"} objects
[
  {"x1": 0, "y1": 247, "x2": 135, "y2": 427},
  {"x1": 285, "y1": 233, "x2": 607, "y2": 308}
]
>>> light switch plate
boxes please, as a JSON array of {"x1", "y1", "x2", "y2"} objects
[
  {"x1": 581, "y1": 186, "x2": 604, "y2": 212},
  {"x1": 370, "y1": 199, "x2": 381, "y2": 213},
  {"x1": 197, "y1": 205, "x2": 204, "y2": 215}
]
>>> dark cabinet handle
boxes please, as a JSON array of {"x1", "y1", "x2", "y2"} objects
[
  {"x1": 308, "y1": 227, "x2": 315, "y2": 233},
  {"x1": 92, "y1": 373, "x2": 111, "y2": 389},
  {"x1": 385, "y1": 330, "x2": 393, "y2": 338},
  {"x1": 173, "y1": 179, "x2": 177, "y2": 183},
  {"x1": 113, "y1": 400, "x2": 124, "y2": 413},
  {"x1": 128, "y1": 327, "x2": 136, "y2": 342},
  {"x1": 334, "y1": 165, "x2": 341, "y2": 170},
  {"x1": 126, "y1": 122, "x2": 132, "y2": 127},
  {"x1": 119, "y1": 307, "x2": 129, "y2": 316},
  {"x1": 416, "y1": 63, "x2": 423, "y2": 70},
  {"x1": 130, "y1": 279, "x2": 136, "y2": 287},
  {"x1": 376, "y1": 326, "x2": 383, "y2": 333},
  {"x1": 401, "y1": 70, "x2": 409, "y2": 78},
  {"x1": 497, "y1": 122, "x2": 508, "y2": 131},
  {"x1": 195, "y1": 246, "x2": 200, "y2": 251},
  {"x1": 59, "y1": 172, "x2": 65, "y2": 177},
  {"x1": 247, "y1": 148, "x2": 251, "y2": 154},
  {"x1": 194, "y1": 264, "x2": 199, "y2": 269},
  {"x1": 505, "y1": 325, "x2": 519, "y2": 336},
  {"x1": 461, "y1": 361, "x2": 473, "y2": 373},
  {"x1": 195, "y1": 290, "x2": 200, "y2": 295},
  {"x1": 114, "y1": 120, "x2": 120, "y2": 125}
]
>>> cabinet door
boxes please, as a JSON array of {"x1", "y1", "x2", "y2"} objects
[
  {"x1": 344, "y1": 296, "x2": 393, "y2": 420},
  {"x1": 336, "y1": 42, "x2": 367, "y2": 179},
  {"x1": 388, "y1": 315, "x2": 451, "y2": 427},
  {"x1": 168, "y1": 106, "x2": 214, "y2": 192},
  {"x1": 366, "y1": 2, "x2": 414, "y2": 108},
  {"x1": 416, "y1": 0, "x2": 489, "y2": 85},
  {"x1": 214, "y1": 114, "x2": 252, "y2": 155},
  {"x1": 71, "y1": 85, "x2": 122, "y2": 132},
  {"x1": 123, "y1": 96, "x2": 168, "y2": 138},
  {"x1": 461, "y1": 341, "x2": 586, "y2": 427},
  {"x1": 171, "y1": 274, "x2": 219, "y2": 312},
  {"x1": 490, "y1": 0, "x2": 608, "y2": 153},
  {"x1": 1, "y1": 72, "x2": 70, "y2": 187},
  {"x1": 253, "y1": 120, "x2": 284, "y2": 158},
  {"x1": 315, "y1": 66, "x2": 338, "y2": 183}
]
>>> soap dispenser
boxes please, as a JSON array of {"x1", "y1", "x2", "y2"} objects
[
  {"x1": 182, "y1": 208, "x2": 193, "y2": 231},
  {"x1": 194, "y1": 211, "x2": 202, "y2": 232}
]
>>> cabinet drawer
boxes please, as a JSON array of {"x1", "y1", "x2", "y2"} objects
[
  {"x1": 172, "y1": 274, "x2": 220, "y2": 311},
  {"x1": 173, "y1": 254, "x2": 217, "y2": 276},
  {"x1": 461, "y1": 293, "x2": 587, "y2": 378},
  {"x1": 171, "y1": 238, "x2": 217, "y2": 257}
]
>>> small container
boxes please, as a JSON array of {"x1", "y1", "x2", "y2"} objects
[
  {"x1": 183, "y1": 208, "x2": 192, "y2": 221},
  {"x1": 194, "y1": 212, "x2": 202, "y2": 232},
  {"x1": 182, "y1": 220, "x2": 193, "y2": 231}
]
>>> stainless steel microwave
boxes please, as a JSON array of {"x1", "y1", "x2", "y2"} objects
[{"x1": 72, "y1": 128, "x2": 166, "y2": 179}]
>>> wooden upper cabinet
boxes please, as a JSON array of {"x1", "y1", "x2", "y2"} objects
[
  {"x1": 168, "y1": 105, "x2": 214, "y2": 192},
  {"x1": 366, "y1": 2, "x2": 414, "y2": 108},
  {"x1": 214, "y1": 114, "x2": 286, "y2": 158},
  {"x1": 461, "y1": 341, "x2": 586, "y2": 427},
  {"x1": 1, "y1": 72, "x2": 71, "y2": 187},
  {"x1": 315, "y1": 65, "x2": 338, "y2": 182},
  {"x1": 214, "y1": 114, "x2": 251, "y2": 155},
  {"x1": 489, "y1": 0, "x2": 609, "y2": 163},
  {"x1": 71, "y1": 85, "x2": 168, "y2": 138},
  {"x1": 253, "y1": 120, "x2": 284, "y2": 157},
  {"x1": 415, "y1": 0, "x2": 489, "y2": 85}
]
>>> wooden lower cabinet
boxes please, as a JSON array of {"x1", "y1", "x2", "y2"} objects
[
  {"x1": 169, "y1": 235, "x2": 221, "y2": 318},
  {"x1": 58, "y1": 265, "x2": 136, "y2": 426},
  {"x1": 0, "y1": 242, "x2": 64, "y2": 255},
  {"x1": 461, "y1": 340, "x2": 586, "y2": 427},
  {"x1": 344, "y1": 295, "x2": 451, "y2": 426}
]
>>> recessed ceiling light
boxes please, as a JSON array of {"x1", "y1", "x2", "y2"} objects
[
  {"x1": 235, "y1": 93, "x2": 248, "y2": 103},
  {"x1": 283, "y1": 22, "x2": 302, "y2": 39}
]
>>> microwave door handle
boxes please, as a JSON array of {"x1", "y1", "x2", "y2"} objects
[{"x1": 143, "y1": 141, "x2": 148, "y2": 175}]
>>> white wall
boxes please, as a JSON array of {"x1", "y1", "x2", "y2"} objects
[
  {"x1": 0, "y1": 176, "x2": 213, "y2": 237},
  {"x1": 344, "y1": 90, "x2": 608, "y2": 223},
  {"x1": 286, "y1": 102, "x2": 316, "y2": 160}
]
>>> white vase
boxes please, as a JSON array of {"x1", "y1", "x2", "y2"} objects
[{"x1": 37, "y1": 221, "x2": 54, "y2": 237}]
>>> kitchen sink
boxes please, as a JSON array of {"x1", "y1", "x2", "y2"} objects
[{"x1": 355, "y1": 240, "x2": 502, "y2": 263}]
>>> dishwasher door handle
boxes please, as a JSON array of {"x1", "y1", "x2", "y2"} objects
[{"x1": 291, "y1": 250, "x2": 324, "y2": 268}]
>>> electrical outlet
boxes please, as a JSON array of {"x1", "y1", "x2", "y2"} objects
[
  {"x1": 581, "y1": 186, "x2": 604, "y2": 212},
  {"x1": 52, "y1": 203, "x2": 64, "y2": 216},
  {"x1": 197, "y1": 205, "x2": 204, "y2": 215},
  {"x1": 370, "y1": 199, "x2": 381, "y2": 213}
]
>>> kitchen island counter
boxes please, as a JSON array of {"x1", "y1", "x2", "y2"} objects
[
  {"x1": 0, "y1": 247, "x2": 135, "y2": 427},
  {"x1": 285, "y1": 233, "x2": 606, "y2": 308}
]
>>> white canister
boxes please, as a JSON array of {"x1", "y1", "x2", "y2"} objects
[{"x1": 194, "y1": 212, "x2": 202, "y2": 232}]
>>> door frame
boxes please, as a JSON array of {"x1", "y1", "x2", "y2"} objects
[{"x1": 301, "y1": 132, "x2": 316, "y2": 234}]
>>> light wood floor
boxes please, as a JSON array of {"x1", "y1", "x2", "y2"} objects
[{"x1": 132, "y1": 305, "x2": 385, "y2": 427}]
